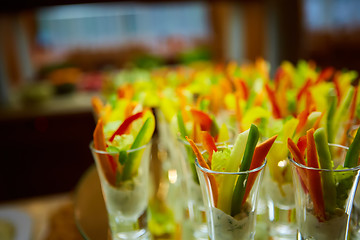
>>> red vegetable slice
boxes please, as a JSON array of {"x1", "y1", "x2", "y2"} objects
[{"x1": 109, "y1": 111, "x2": 144, "y2": 142}]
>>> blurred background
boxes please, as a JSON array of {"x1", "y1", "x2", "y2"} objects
[{"x1": 1, "y1": 0, "x2": 360, "y2": 202}]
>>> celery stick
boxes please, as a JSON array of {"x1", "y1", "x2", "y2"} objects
[
  {"x1": 217, "y1": 129, "x2": 249, "y2": 214},
  {"x1": 177, "y1": 111, "x2": 187, "y2": 138},
  {"x1": 122, "y1": 117, "x2": 153, "y2": 180},
  {"x1": 314, "y1": 128, "x2": 337, "y2": 213},
  {"x1": 332, "y1": 87, "x2": 354, "y2": 142},
  {"x1": 231, "y1": 124, "x2": 259, "y2": 216},
  {"x1": 326, "y1": 92, "x2": 337, "y2": 144},
  {"x1": 344, "y1": 127, "x2": 360, "y2": 168}
]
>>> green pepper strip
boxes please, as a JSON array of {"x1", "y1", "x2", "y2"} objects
[{"x1": 231, "y1": 124, "x2": 259, "y2": 216}]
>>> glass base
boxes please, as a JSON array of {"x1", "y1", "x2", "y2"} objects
[
  {"x1": 112, "y1": 229, "x2": 150, "y2": 240},
  {"x1": 268, "y1": 203, "x2": 297, "y2": 239},
  {"x1": 269, "y1": 223, "x2": 297, "y2": 240}
]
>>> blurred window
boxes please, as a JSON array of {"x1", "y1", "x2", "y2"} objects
[
  {"x1": 36, "y1": 2, "x2": 210, "y2": 49},
  {"x1": 304, "y1": 0, "x2": 360, "y2": 31}
]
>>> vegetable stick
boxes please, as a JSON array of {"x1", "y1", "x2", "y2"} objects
[
  {"x1": 177, "y1": 111, "x2": 187, "y2": 138},
  {"x1": 314, "y1": 128, "x2": 337, "y2": 213},
  {"x1": 242, "y1": 135, "x2": 277, "y2": 204},
  {"x1": 218, "y1": 130, "x2": 249, "y2": 214},
  {"x1": 91, "y1": 96, "x2": 104, "y2": 117},
  {"x1": 288, "y1": 138, "x2": 309, "y2": 193},
  {"x1": 186, "y1": 137, "x2": 219, "y2": 207},
  {"x1": 93, "y1": 119, "x2": 116, "y2": 185},
  {"x1": 344, "y1": 127, "x2": 360, "y2": 168},
  {"x1": 190, "y1": 109, "x2": 213, "y2": 132},
  {"x1": 265, "y1": 83, "x2": 282, "y2": 119},
  {"x1": 340, "y1": 86, "x2": 358, "y2": 146},
  {"x1": 200, "y1": 131, "x2": 218, "y2": 163},
  {"x1": 122, "y1": 114, "x2": 155, "y2": 180},
  {"x1": 297, "y1": 135, "x2": 307, "y2": 157},
  {"x1": 231, "y1": 124, "x2": 259, "y2": 216},
  {"x1": 297, "y1": 78, "x2": 312, "y2": 101},
  {"x1": 109, "y1": 111, "x2": 144, "y2": 142},
  {"x1": 306, "y1": 129, "x2": 326, "y2": 221}
]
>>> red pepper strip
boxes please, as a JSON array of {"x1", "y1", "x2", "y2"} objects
[
  {"x1": 340, "y1": 86, "x2": 358, "y2": 146},
  {"x1": 297, "y1": 135, "x2": 307, "y2": 157},
  {"x1": 297, "y1": 78, "x2": 312, "y2": 101},
  {"x1": 109, "y1": 111, "x2": 144, "y2": 142},
  {"x1": 186, "y1": 136, "x2": 219, "y2": 207},
  {"x1": 242, "y1": 135, "x2": 277, "y2": 204},
  {"x1": 306, "y1": 129, "x2": 326, "y2": 222},
  {"x1": 200, "y1": 131, "x2": 218, "y2": 164},
  {"x1": 93, "y1": 119, "x2": 116, "y2": 185},
  {"x1": 235, "y1": 91, "x2": 243, "y2": 132},
  {"x1": 91, "y1": 96, "x2": 104, "y2": 117},
  {"x1": 296, "y1": 108, "x2": 310, "y2": 134},
  {"x1": 315, "y1": 67, "x2": 334, "y2": 84},
  {"x1": 190, "y1": 109, "x2": 213, "y2": 132},
  {"x1": 288, "y1": 138, "x2": 309, "y2": 193},
  {"x1": 265, "y1": 83, "x2": 282, "y2": 119}
]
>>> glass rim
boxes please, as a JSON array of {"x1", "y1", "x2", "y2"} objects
[
  {"x1": 288, "y1": 143, "x2": 360, "y2": 172},
  {"x1": 195, "y1": 151, "x2": 267, "y2": 175},
  {"x1": 89, "y1": 140, "x2": 151, "y2": 154}
]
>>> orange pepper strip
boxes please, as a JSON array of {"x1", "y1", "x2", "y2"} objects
[
  {"x1": 91, "y1": 96, "x2": 104, "y2": 117},
  {"x1": 186, "y1": 136, "x2": 219, "y2": 207},
  {"x1": 242, "y1": 135, "x2": 277, "y2": 204},
  {"x1": 306, "y1": 129, "x2": 326, "y2": 222},
  {"x1": 288, "y1": 138, "x2": 309, "y2": 193},
  {"x1": 265, "y1": 83, "x2": 282, "y2": 119},
  {"x1": 93, "y1": 119, "x2": 116, "y2": 186},
  {"x1": 200, "y1": 131, "x2": 218, "y2": 164}
]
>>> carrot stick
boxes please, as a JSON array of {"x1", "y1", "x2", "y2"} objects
[
  {"x1": 186, "y1": 137, "x2": 219, "y2": 207},
  {"x1": 242, "y1": 135, "x2": 277, "y2": 204},
  {"x1": 297, "y1": 78, "x2": 312, "y2": 101},
  {"x1": 296, "y1": 108, "x2": 310, "y2": 134},
  {"x1": 93, "y1": 119, "x2": 116, "y2": 186},
  {"x1": 200, "y1": 131, "x2": 218, "y2": 164},
  {"x1": 91, "y1": 96, "x2": 104, "y2": 117},
  {"x1": 288, "y1": 138, "x2": 309, "y2": 193},
  {"x1": 190, "y1": 109, "x2": 213, "y2": 132},
  {"x1": 265, "y1": 83, "x2": 282, "y2": 119},
  {"x1": 306, "y1": 129, "x2": 326, "y2": 222}
]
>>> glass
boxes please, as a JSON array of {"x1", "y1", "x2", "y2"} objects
[
  {"x1": 347, "y1": 125, "x2": 360, "y2": 239},
  {"x1": 90, "y1": 141, "x2": 152, "y2": 240},
  {"x1": 264, "y1": 141, "x2": 296, "y2": 239},
  {"x1": 177, "y1": 138, "x2": 232, "y2": 239},
  {"x1": 289, "y1": 144, "x2": 360, "y2": 240},
  {"x1": 195, "y1": 147, "x2": 267, "y2": 240}
]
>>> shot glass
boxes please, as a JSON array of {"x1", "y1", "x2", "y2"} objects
[
  {"x1": 90, "y1": 141, "x2": 152, "y2": 240},
  {"x1": 289, "y1": 144, "x2": 360, "y2": 240},
  {"x1": 265, "y1": 141, "x2": 296, "y2": 239},
  {"x1": 195, "y1": 148, "x2": 267, "y2": 240}
]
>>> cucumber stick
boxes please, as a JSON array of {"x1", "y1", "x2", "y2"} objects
[
  {"x1": 314, "y1": 128, "x2": 337, "y2": 213},
  {"x1": 231, "y1": 124, "x2": 259, "y2": 216}
]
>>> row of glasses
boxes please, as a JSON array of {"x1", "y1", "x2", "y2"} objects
[{"x1": 89, "y1": 124, "x2": 360, "y2": 240}]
